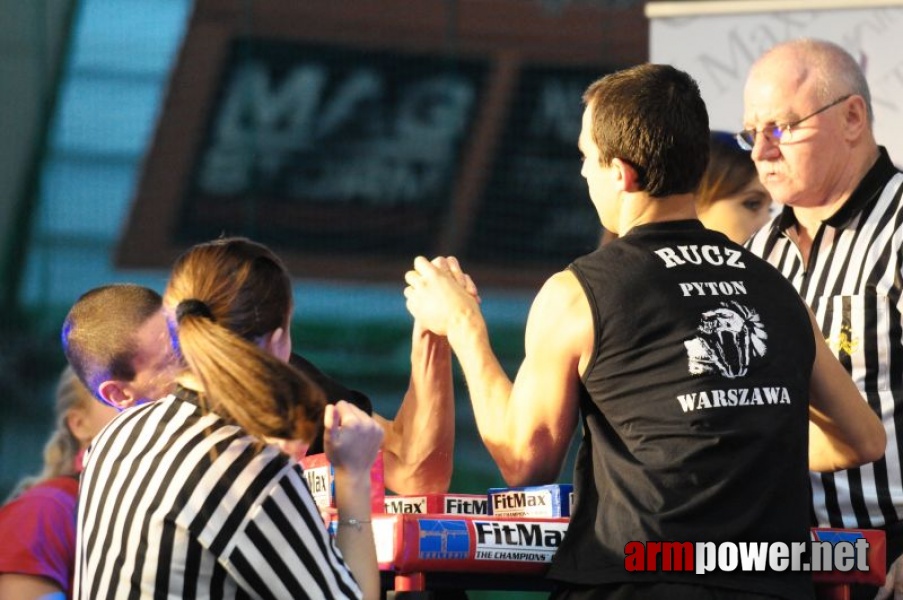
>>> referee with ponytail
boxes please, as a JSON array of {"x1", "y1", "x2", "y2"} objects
[{"x1": 74, "y1": 237, "x2": 383, "y2": 600}]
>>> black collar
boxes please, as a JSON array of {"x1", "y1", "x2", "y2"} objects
[
  {"x1": 173, "y1": 384, "x2": 202, "y2": 407},
  {"x1": 622, "y1": 219, "x2": 707, "y2": 237}
]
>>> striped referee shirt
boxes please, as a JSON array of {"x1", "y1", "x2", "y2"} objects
[
  {"x1": 747, "y1": 147, "x2": 903, "y2": 529},
  {"x1": 74, "y1": 389, "x2": 362, "y2": 599}
]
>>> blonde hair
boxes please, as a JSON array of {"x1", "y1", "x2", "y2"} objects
[
  {"x1": 165, "y1": 237, "x2": 325, "y2": 442},
  {"x1": 9, "y1": 366, "x2": 94, "y2": 498}
]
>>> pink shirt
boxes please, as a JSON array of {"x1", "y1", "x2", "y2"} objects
[{"x1": 0, "y1": 476, "x2": 79, "y2": 596}]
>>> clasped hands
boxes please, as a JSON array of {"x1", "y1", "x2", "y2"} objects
[{"x1": 404, "y1": 256, "x2": 480, "y2": 337}]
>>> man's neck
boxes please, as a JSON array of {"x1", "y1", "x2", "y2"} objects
[
  {"x1": 786, "y1": 221, "x2": 815, "y2": 266},
  {"x1": 789, "y1": 145, "x2": 880, "y2": 265},
  {"x1": 618, "y1": 192, "x2": 697, "y2": 234}
]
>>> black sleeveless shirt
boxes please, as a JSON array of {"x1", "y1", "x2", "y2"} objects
[{"x1": 548, "y1": 221, "x2": 815, "y2": 599}]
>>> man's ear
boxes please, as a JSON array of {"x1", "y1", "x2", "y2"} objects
[
  {"x1": 97, "y1": 380, "x2": 138, "y2": 410},
  {"x1": 610, "y1": 157, "x2": 641, "y2": 192},
  {"x1": 843, "y1": 94, "x2": 869, "y2": 142}
]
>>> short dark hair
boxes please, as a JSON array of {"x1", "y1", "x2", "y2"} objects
[
  {"x1": 62, "y1": 284, "x2": 163, "y2": 394},
  {"x1": 583, "y1": 63, "x2": 710, "y2": 197}
]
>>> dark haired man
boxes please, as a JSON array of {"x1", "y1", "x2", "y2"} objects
[
  {"x1": 404, "y1": 63, "x2": 885, "y2": 599},
  {"x1": 62, "y1": 284, "x2": 177, "y2": 409}
]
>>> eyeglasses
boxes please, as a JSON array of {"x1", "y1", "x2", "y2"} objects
[{"x1": 735, "y1": 94, "x2": 852, "y2": 151}]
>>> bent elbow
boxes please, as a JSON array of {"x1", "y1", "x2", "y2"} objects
[
  {"x1": 383, "y1": 447, "x2": 454, "y2": 495},
  {"x1": 854, "y1": 415, "x2": 888, "y2": 466},
  {"x1": 499, "y1": 459, "x2": 560, "y2": 488},
  {"x1": 862, "y1": 427, "x2": 887, "y2": 465},
  {"x1": 490, "y1": 440, "x2": 566, "y2": 488},
  {"x1": 836, "y1": 426, "x2": 887, "y2": 471}
]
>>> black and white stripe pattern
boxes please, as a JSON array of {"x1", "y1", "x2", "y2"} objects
[
  {"x1": 747, "y1": 149, "x2": 903, "y2": 529},
  {"x1": 74, "y1": 394, "x2": 361, "y2": 599}
]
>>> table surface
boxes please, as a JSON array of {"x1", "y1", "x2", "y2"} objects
[{"x1": 328, "y1": 513, "x2": 888, "y2": 592}]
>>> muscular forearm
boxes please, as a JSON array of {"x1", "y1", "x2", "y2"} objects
[
  {"x1": 403, "y1": 261, "x2": 583, "y2": 488},
  {"x1": 809, "y1": 421, "x2": 852, "y2": 472},
  {"x1": 446, "y1": 311, "x2": 525, "y2": 482},
  {"x1": 808, "y1": 418, "x2": 886, "y2": 472},
  {"x1": 382, "y1": 325, "x2": 455, "y2": 494}
]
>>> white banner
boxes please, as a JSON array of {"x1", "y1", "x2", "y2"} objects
[{"x1": 647, "y1": 1, "x2": 903, "y2": 163}]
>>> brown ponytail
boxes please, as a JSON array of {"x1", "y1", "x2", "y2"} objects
[{"x1": 165, "y1": 237, "x2": 325, "y2": 442}]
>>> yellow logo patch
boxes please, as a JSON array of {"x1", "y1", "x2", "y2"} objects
[{"x1": 827, "y1": 325, "x2": 859, "y2": 356}]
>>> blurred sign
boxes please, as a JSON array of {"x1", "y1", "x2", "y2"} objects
[
  {"x1": 466, "y1": 66, "x2": 606, "y2": 266},
  {"x1": 182, "y1": 38, "x2": 487, "y2": 257},
  {"x1": 118, "y1": 0, "x2": 646, "y2": 287}
]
